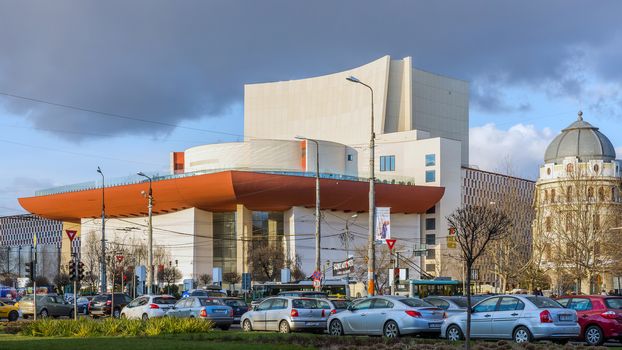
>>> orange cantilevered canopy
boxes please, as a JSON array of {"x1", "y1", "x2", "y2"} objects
[{"x1": 19, "y1": 171, "x2": 444, "y2": 222}]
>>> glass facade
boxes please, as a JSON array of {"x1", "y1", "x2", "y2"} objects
[{"x1": 213, "y1": 212, "x2": 237, "y2": 273}]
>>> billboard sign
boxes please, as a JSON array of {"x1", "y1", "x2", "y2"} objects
[{"x1": 375, "y1": 207, "x2": 391, "y2": 241}]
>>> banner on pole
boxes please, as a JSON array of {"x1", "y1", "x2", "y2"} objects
[
  {"x1": 332, "y1": 257, "x2": 354, "y2": 276},
  {"x1": 375, "y1": 207, "x2": 391, "y2": 241}
]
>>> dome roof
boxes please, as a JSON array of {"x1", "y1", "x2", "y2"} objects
[{"x1": 544, "y1": 112, "x2": 616, "y2": 164}]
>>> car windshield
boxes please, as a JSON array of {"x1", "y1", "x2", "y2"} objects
[
  {"x1": 331, "y1": 300, "x2": 351, "y2": 309},
  {"x1": 20, "y1": 295, "x2": 44, "y2": 302},
  {"x1": 224, "y1": 299, "x2": 247, "y2": 307},
  {"x1": 153, "y1": 297, "x2": 177, "y2": 305},
  {"x1": 525, "y1": 297, "x2": 563, "y2": 308},
  {"x1": 399, "y1": 298, "x2": 433, "y2": 307},
  {"x1": 77, "y1": 297, "x2": 89, "y2": 303},
  {"x1": 292, "y1": 299, "x2": 322, "y2": 309},
  {"x1": 92, "y1": 295, "x2": 109, "y2": 302},
  {"x1": 447, "y1": 298, "x2": 468, "y2": 308},
  {"x1": 199, "y1": 298, "x2": 223, "y2": 306},
  {"x1": 605, "y1": 298, "x2": 622, "y2": 309}
]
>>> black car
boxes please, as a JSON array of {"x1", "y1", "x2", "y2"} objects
[
  {"x1": 88, "y1": 293, "x2": 132, "y2": 318},
  {"x1": 77, "y1": 296, "x2": 94, "y2": 314},
  {"x1": 219, "y1": 298, "x2": 249, "y2": 323}
]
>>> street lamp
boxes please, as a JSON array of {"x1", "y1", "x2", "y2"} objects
[
  {"x1": 295, "y1": 136, "x2": 322, "y2": 286},
  {"x1": 137, "y1": 171, "x2": 154, "y2": 295},
  {"x1": 346, "y1": 75, "x2": 376, "y2": 296},
  {"x1": 96, "y1": 166, "x2": 107, "y2": 293}
]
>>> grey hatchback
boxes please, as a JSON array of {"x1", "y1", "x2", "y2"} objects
[
  {"x1": 241, "y1": 297, "x2": 332, "y2": 333},
  {"x1": 19, "y1": 294, "x2": 74, "y2": 319},
  {"x1": 166, "y1": 297, "x2": 233, "y2": 330}
]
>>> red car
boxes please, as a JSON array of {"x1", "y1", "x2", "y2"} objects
[{"x1": 556, "y1": 295, "x2": 622, "y2": 345}]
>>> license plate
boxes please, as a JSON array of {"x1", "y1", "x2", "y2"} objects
[
  {"x1": 215, "y1": 309, "x2": 226, "y2": 313},
  {"x1": 559, "y1": 314, "x2": 573, "y2": 321},
  {"x1": 429, "y1": 323, "x2": 442, "y2": 328},
  {"x1": 305, "y1": 322, "x2": 319, "y2": 326}
]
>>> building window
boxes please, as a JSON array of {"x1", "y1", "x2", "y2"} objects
[
  {"x1": 566, "y1": 186, "x2": 573, "y2": 202},
  {"x1": 588, "y1": 187, "x2": 594, "y2": 200},
  {"x1": 612, "y1": 187, "x2": 616, "y2": 202},
  {"x1": 426, "y1": 249, "x2": 436, "y2": 259},
  {"x1": 347, "y1": 154, "x2": 353, "y2": 161},
  {"x1": 566, "y1": 163, "x2": 574, "y2": 174},
  {"x1": 544, "y1": 189, "x2": 548, "y2": 202},
  {"x1": 380, "y1": 155, "x2": 395, "y2": 172},
  {"x1": 545, "y1": 216, "x2": 551, "y2": 232},
  {"x1": 426, "y1": 264, "x2": 436, "y2": 272},
  {"x1": 425, "y1": 218, "x2": 436, "y2": 230},
  {"x1": 425, "y1": 154, "x2": 436, "y2": 166},
  {"x1": 426, "y1": 234, "x2": 436, "y2": 245},
  {"x1": 425, "y1": 170, "x2": 436, "y2": 183},
  {"x1": 598, "y1": 187, "x2": 605, "y2": 202},
  {"x1": 594, "y1": 214, "x2": 600, "y2": 231},
  {"x1": 426, "y1": 206, "x2": 436, "y2": 214},
  {"x1": 551, "y1": 188, "x2": 556, "y2": 203}
]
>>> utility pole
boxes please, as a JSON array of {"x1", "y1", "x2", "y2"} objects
[
  {"x1": 137, "y1": 172, "x2": 154, "y2": 295},
  {"x1": 97, "y1": 167, "x2": 107, "y2": 293},
  {"x1": 346, "y1": 76, "x2": 376, "y2": 296},
  {"x1": 295, "y1": 136, "x2": 321, "y2": 289}
]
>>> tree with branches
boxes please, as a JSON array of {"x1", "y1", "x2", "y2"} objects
[
  {"x1": 198, "y1": 273, "x2": 212, "y2": 287},
  {"x1": 447, "y1": 205, "x2": 511, "y2": 349},
  {"x1": 249, "y1": 241, "x2": 284, "y2": 282},
  {"x1": 223, "y1": 272, "x2": 241, "y2": 292}
]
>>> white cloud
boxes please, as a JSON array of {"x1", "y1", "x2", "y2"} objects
[{"x1": 469, "y1": 123, "x2": 555, "y2": 180}]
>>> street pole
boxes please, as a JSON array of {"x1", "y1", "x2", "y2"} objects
[
  {"x1": 33, "y1": 245, "x2": 37, "y2": 321},
  {"x1": 138, "y1": 172, "x2": 154, "y2": 295},
  {"x1": 97, "y1": 167, "x2": 107, "y2": 294},
  {"x1": 346, "y1": 76, "x2": 376, "y2": 296}
]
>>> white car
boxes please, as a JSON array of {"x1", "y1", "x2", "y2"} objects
[{"x1": 120, "y1": 295, "x2": 177, "y2": 320}]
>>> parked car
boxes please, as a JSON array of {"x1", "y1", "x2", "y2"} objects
[
  {"x1": 120, "y1": 295, "x2": 177, "y2": 320},
  {"x1": 0, "y1": 299, "x2": 19, "y2": 321},
  {"x1": 182, "y1": 288, "x2": 227, "y2": 298},
  {"x1": 219, "y1": 298, "x2": 249, "y2": 323},
  {"x1": 277, "y1": 291, "x2": 329, "y2": 299},
  {"x1": 19, "y1": 294, "x2": 74, "y2": 319},
  {"x1": 242, "y1": 296, "x2": 332, "y2": 333},
  {"x1": 328, "y1": 299, "x2": 352, "y2": 313},
  {"x1": 88, "y1": 293, "x2": 133, "y2": 318},
  {"x1": 0, "y1": 297, "x2": 16, "y2": 306},
  {"x1": 441, "y1": 295, "x2": 580, "y2": 343},
  {"x1": 556, "y1": 295, "x2": 622, "y2": 345},
  {"x1": 327, "y1": 296, "x2": 444, "y2": 338},
  {"x1": 166, "y1": 296, "x2": 233, "y2": 330},
  {"x1": 76, "y1": 296, "x2": 94, "y2": 314},
  {"x1": 424, "y1": 296, "x2": 469, "y2": 316}
]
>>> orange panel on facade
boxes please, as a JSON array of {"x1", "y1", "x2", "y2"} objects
[{"x1": 18, "y1": 171, "x2": 444, "y2": 222}]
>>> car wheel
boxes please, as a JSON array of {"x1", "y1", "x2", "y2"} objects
[
  {"x1": 23, "y1": 314, "x2": 29, "y2": 320},
  {"x1": 120, "y1": 313, "x2": 127, "y2": 319},
  {"x1": 383, "y1": 320, "x2": 400, "y2": 338},
  {"x1": 40, "y1": 309, "x2": 49, "y2": 318},
  {"x1": 446, "y1": 325, "x2": 464, "y2": 341},
  {"x1": 8, "y1": 311, "x2": 18, "y2": 322},
  {"x1": 242, "y1": 319, "x2": 253, "y2": 332},
  {"x1": 513, "y1": 326, "x2": 532, "y2": 343},
  {"x1": 329, "y1": 319, "x2": 344, "y2": 336},
  {"x1": 112, "y1": 309, "x2": 120, "y2": 318},
  {"x1": 585, "y1": 325, "x2": 604, "y2": 346},
  {"x1": 142, "y1": 313, "x2": 149, "y2": 321},
  {"x1": 278, "y1": 320, "x2": 291, "y2": 334}
]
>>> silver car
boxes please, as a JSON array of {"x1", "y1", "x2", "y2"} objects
[
  {"x1": 166, "y1": 296, "x2": 233, "y2": 330},
  {"x1": 327, "y1": 296, "x2": 445, "y2": 338},
  {"x1": 441, "y1": 295, "x2": 580, "y2": 343},
  {"x1": 424, "y1": 296, "x2": 469, "y2": 316},
  {"x1": 241, "y1": 297, "x2": 331, "y2": 333}
]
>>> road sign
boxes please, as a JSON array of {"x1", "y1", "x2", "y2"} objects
[
  {"x1": 242, "y1": 272, "x2": 251, "y2": 290},
  {"x1": 66, "y1": 230, "x2": 78, "y2": 242},
  {"x1": 115, "y1": 255, "x2": 124, "y2": 263},
  {"x1": 311, "y1": 270, "x2": 322, "y2": 280},
  {"x1": 386, "y1": 239, "x2": 396, "y2": 250},
  {"x1": 313, "y1": 279, "x2": 321, "y2": 288}
]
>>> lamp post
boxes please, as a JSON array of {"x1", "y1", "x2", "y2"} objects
[
  {"x1": 96, "y1": 167, "x2": 107, "y2": 293},
  {"x1": 137, "y1": 172, "x2": 154, "y2": 295},
  {"x1": 346, "y1": 75, "x2": 376, "y2": 296},
  {"x1": 295, "y1": 136, "x2": 322, "y2": 286}
]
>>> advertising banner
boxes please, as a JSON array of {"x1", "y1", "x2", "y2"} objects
[
  {"x1": 375, "y1": 207, "x2": 391, "y2": 241},
  {"x1": 332, "y1": 257, "x2": 355, "y2": 276}
]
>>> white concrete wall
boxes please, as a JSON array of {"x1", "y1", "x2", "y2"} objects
[{"x1": 287, "y1": 206, "x2": 421, "y2": 280}]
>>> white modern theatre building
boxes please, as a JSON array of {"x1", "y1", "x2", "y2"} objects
[{"x1": 19, "y1": 56, "x2": 535, "y2": 294}]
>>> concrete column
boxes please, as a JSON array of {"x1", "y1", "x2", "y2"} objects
[{"x1": 235, "y1": 205, "x2": 252, "y2": 276}]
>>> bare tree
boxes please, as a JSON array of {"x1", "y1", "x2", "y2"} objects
[
  {"x1": 157, "y1": 266, "x2": 182, "y2": 293},
  {"x1": 223, "y1": 272, "x2": 241, "y2": 292},
  {"x1": 447, "y1": 205, "x2": 511, "y2": 349},
  {"x1": 198, "y1": 273, "x2": 212, "y2": 287},
  {"x1": 249, "y1": 241, "x2": 284, "y2": 282},
  {"x1": 53, "y1": 273, "x2": 71, "y2": 295}
]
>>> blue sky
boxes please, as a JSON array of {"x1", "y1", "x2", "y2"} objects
[{"x1": 1, "y1": 1, "x2": 621, "y2": 216}]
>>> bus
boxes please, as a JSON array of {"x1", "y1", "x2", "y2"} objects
[
  {"x1": 251, "y1": 279, "x2": 350, "y2": 301},
  {"x1": 409, "y1": 279, "x2": 462, "y2": 298}
]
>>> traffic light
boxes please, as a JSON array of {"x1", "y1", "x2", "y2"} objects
[
  {"x1": 69, "y1": 260, "x2": 77, "y2": 281},
  {"x1": 25, "y1": 262, "x2": 34, "y2": 280},
  {"x1": 393, "y1": 268, "x2": 400, "y2": 284},
  {"x1": 77, "y1": 261, "x2": 85, "y2": 281}
]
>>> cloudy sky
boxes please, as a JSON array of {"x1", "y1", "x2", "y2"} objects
[{"x1": 1, "y1": 1, "x2": 621, "y2": 216}]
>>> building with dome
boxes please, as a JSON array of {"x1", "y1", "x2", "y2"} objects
[{"x1": 533, "y1": 112, "x2": 622, "y2": 294}]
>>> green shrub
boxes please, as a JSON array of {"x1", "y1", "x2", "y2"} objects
[{"x1": 18, "y1": 317, "x2": 213, "y2": 338}]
